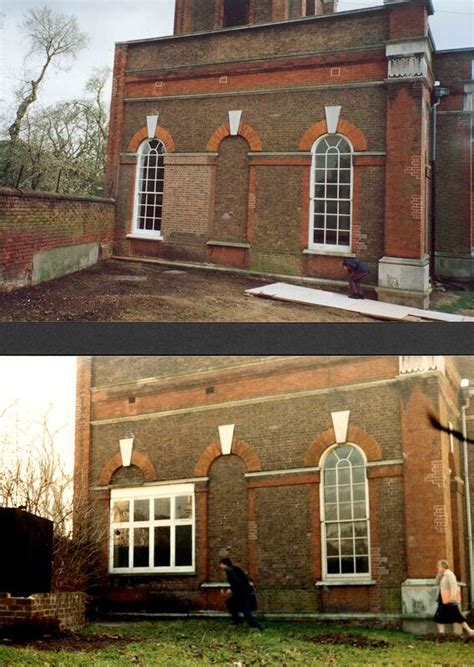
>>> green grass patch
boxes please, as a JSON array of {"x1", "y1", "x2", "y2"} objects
[
  {"x1": 0, "y1": 620, "x2": 473, "y2": 666},
  {"x1": 437, "y1": 291, "x2": 474, "y2": 314}
]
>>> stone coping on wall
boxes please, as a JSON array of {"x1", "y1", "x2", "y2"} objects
[{"x1": 0, "y1": 186, "x2": 115, "y2": 205}]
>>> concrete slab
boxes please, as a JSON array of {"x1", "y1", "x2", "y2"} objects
[{"x1": 245, "y1": 283, "x2": 474, "y2": 322}]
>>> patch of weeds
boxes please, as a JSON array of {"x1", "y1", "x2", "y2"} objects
[{"x1": 437, "y1": 291, "x2": 474, "y2": 314}]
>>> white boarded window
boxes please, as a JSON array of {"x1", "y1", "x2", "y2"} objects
[
  {"x1": 110, "y1": 484, "x2": 194, "y2": 574},
  {"x1": 321, "y1": 444, "x2": 370, "y2": 578},
  {"x1": 309, "y1": 134, "x2": 353, "y2": 250},
  {"x1": 133, "y1": 139, "x2": 165, "y2": 237}
]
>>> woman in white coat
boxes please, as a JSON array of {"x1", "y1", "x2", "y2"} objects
[{"x1": 433, "y1": 560, "x2": 474, "y2": 636}]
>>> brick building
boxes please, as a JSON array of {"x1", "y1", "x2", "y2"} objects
[
  {"x1": 104, "y1": 0, "x2": 473, "y2": 309},
  {"x1": 74, "y1": 355, "x2": 474, "y2": 631}
]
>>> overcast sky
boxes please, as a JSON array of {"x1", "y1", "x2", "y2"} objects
[
  {"x1": 0, "y1": 0, "x2": 472, "y2": 118},
  {"x1": 0, "y1": 356, "x2": 77, "y2": 473}
]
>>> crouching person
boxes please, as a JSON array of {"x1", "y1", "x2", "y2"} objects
[
  {"x1": 342, "y1": 258, "x2": 369, "y2": 299},
  {"x1": 219, "y1": 557, "x2": 263, "y2": 631}
]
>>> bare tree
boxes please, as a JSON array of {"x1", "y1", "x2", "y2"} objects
[
  {"x1": 7, "y1": 5, "x2": 88, "y2": 145},
  {"x1": 0, "y1": 401, "x2": 106, "y2": 592}
]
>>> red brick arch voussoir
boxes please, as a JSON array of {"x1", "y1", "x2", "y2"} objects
[
  {"x1": 127, "y1": 126, "x2": 176, "y2": 153},
  {"x1": 194, "y1": 440, "x2": 262, "y2": 477},
  {"x1": 206, "y1": 123, "x2": 263, "y2": 152},
  {"x1": 304, "y1": 425, "x2": 382, "y2": 467},
  {"x1": 98, "y1": 451, "x2": 158, "y2": 485},
  {"x1": 298, "y1": 118, "x2": 368, "y2": 152}
]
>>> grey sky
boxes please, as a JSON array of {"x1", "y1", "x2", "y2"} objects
[{"x1": 0, "y1": 0, "x2": 472, "y2": 117}]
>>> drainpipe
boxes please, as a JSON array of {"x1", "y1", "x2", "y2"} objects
[
  {"x1": 460, "y1": 380, "x2": 474, "y2": 607},
  {"x1": 430, "y1": 83, "x2": 450, "y2": 283}
]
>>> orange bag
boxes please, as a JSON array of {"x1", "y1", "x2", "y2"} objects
[{"x1": 441, "y1": 587, "x2": 461, "y2": 604}]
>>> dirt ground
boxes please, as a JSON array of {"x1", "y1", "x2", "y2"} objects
[
  {"x1": 0, "y1": 259, "x2": 471, "y2": 322},
  {"x1": 0, "y1": 260, "x2": 373, "y2": 322}
]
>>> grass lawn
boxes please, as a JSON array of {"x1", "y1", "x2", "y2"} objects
[{"x1": 1, "y1": 620, "x2": 473, "y2": 666}]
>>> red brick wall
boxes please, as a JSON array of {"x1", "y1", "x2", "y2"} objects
[
  {"x1": 0, "y1": 189, "x2": 115, "y2": 292},
  {"x1": 0, "y1": 593, "x2": 86, "y2": 632}
]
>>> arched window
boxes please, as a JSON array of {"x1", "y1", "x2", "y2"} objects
[
  {"x1": 320, "y1": 444, "x2": 370, "y2": 578},
  {"x1": 133, "y1": 138, "x2": 165, "y2": 237},
  {"x1": 309, "y1": 134, "x2": 353, "y2": 250}
]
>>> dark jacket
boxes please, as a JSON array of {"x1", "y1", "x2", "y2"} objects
[
  {"x1": 225, "y1": 565, "x2": 253, "y2": 601},
  {"x1": 343, "y1": 259, "x2": 369, "y2": 273}
]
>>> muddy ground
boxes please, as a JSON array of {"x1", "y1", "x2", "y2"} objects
[
  {"x1": 0, "y1": 260, "x2": 471, "y2": 322},
  {"x1": 0, "y1": 260, "x2": 373, "y2": 322}
]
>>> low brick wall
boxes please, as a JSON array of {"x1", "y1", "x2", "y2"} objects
[
  {"x1": 0, "y1": 187, "x2": 115, "y2": 292},
  {"x1": 0, "y1": 592, "x2": 86, "y2": 633}
]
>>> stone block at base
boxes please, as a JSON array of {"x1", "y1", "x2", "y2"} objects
[
  {"x1": 378, "y1": 256, "x2": 431, "y2": 308},
  {"x1": 375, "y1": 286, "x2": 431, "y2": 309}
]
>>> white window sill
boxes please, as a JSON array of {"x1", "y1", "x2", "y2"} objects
[
  {"x1": 126, "y1": 233, "x2": 163, "y2": 241},
  {"x1": 304, "y1": 248, "x2": 355, "y2": 257},
  {"x1": 200, "y1": 582, "x2": 230, "y2": 588},
  {"x1": 109, "y1": 568, "x2": 195, "y2": 575},
  {"x1": 316, "y1": 579, "x2": 375, "y2": 587}
]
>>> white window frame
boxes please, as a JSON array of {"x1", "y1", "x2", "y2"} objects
[
  {"x1": 319, "y1": 443, "x2": 371, "y2": 581},
  {"x1": 131, "y1": 138, "x2": 165, "y2": 239},
  {"x1": 308, "y1": 134, "x2": 354, "y2": 252},
  {"x1": 109, "y1": 483, "x2": 195, "y2": 574}
]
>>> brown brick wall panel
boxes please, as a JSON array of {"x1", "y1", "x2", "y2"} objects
[
  {"x1": 207, "y1": 455, "x2": 248, "y2": 580},
  {"x1": 212, "y1": 136, "x2": 250, "y2": 243},
  {"x1": 0, "y1": 190, "x2": 115, "y2": 292},
  {"x1": 127, "y1": 14, "x2": 388, "y2": 71},
  {"x1": 256, "y1": 485, "x2": 313, "y2": 587},
  {"x1": 435, "y1": 114, "x2": 472, "y2": 255},
  {"x1": 122, "y1": 88, "x2": 386, "y2": 156}
]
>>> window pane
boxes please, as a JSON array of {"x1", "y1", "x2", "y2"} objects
[
  {"x1": 339, "y1": 503, "x2": 352, "y2": 520},
  {"x1": 354, "y1": 521, "x2": 368, "y2": 538},
  {"x1": 154, "y1": 526, "x2": 171, "y2": 567},
  {"x1": 326, "y1": 524, "x2": 338, "y2": 539},
  {"x1": 327, "y1": 200, "x2": 337, "y2": 215},
  {"x1": 325, "y1": 469, "x2": 336, "y2": 486},
  {"x1": 325, "y1": 452, "x2": 338, "y2": 469},
  {"x1": 340, "y1": 523, "x2": 353, "y2": 539},
  {"x1": 341, "y1": 557, "x2": 355, "y2": 574},
  {"x1": 355, "y1": 538, "x2": 368, "y2": 555},
  {"x1": 336, "y1": 446, "x2": 352, "y2": 460},
  {"x1": 134, "y1": 499, "x2": 149, "y2": 522},
  {"x1": 113, "y1": 501, "x2": 129, "y2": 523},
  {"x1": 338, "y1": 466, "x2": 350, "y2": 485},
  {"x1": 326, "y1": 229, "x2": 337, "y2": 244},
  {"x1": 353, "y1": 484, "x2": 366, "y2": 502},
  {"x1": 315, "y1": 156, "x2": 325, "y2": 168},
  {"x1": 314, "y1": 228, "x2": 324, "y2": 244},
  {"x1": 338, "y1": 485, "x2": 351, "y2": 503},
  {"x1": 325, "y1": 136, "x2": 340, "y2": 147},
  {"x1": 353, "y1": 502, "x2": 367, "y2": 519},
  {"x1": 175, "y1": 496, "x2": 193, "y2": 520},
  {"x1": 339, "y1": 216, "x2": 350, "y2": 231},
  {"x1": 326, "y1": 170, "x2": 338, "y2": 184},
  {"x1": 356, "y1": 557, "x2": 369, "y2": 573},
  {"x1": 338, "y1": 232, "x2": 350, "y2": 246},
  {"x1": 324, "y1": 486, "x2": 337, "y2": 503},
  {"x1": 339, "y1": 201, "x2": 350, "y2": 216},
  {"x1": 315, "y1": 185, "x2": 325, "y2": 199},
  {"x1": 326, "y1": 539, "x2": 339, "y2": 557},
  {"x1": 133, "y1": 527, "x2": 149, "y2": 567},
  {"x1": 339, "y1": 169, "x2": 351, "y2": 183},
  {"x1": 326, "y1": 154, "x2": 338, "y2": 171},
  {"x1": 339, "y1": 155, "x2": 351, "y2": 169},
  {"x1": 113, "y1": 528, "x2": 129, "y2": 568},
  {"x1": 175, "y1": 525, "x2": 192, "y2": 566},
  {"x1": 339, "y1": 185, "x2": 350, "y2": 200},
  {"x1": 155, "y1": 498, "x2": 171, "y2": 520},
  {"x1": 326, "y1": 185, "x2": 338, "y2": 199},
  {"x1": 315, "y1": 169, "x2": 325, "y2": 184},
  {"x1": 325, "y1": 504, "x2": 337, "y2": 521},
  {"x1": 327, "y1": 558, "x2": 340, "y2": 574},
  {"x1": 340, "y1": 539, "x2": 353, "y2": 556}
]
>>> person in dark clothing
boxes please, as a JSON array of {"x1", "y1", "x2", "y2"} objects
[
  {"x1": 342, "y1": 258, "x2": 369, "y2": 299},
  {"x1": 219, "y1": 557, "x2": 263, "y2": 630}
]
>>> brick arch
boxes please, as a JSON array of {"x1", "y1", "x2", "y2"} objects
[
  {"x1": 206, "y1": 123, "x2": 263, "y2": 152},
  {"x1": 304, "y1": 425, "x2": 382, "y2": 467},
  {"x1": 298, "y1": 118, "x2": 368, "y2": 152},
  {"x1": 127, "y1": 125, "x2": 176, "y2": 153},
  {"x1": 98, "y1": 451, "x2": 158, "y2": 486},
  {"x1": 194, "y1": 440, "x2": 262, "y2": 477}
]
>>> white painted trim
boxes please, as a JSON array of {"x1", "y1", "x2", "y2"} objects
[
  {"x1": 316, "y1": 579, "x2": 375, "y2": 586},
  {"x1": 109, "y1": 484, "x2": 195, "y2": 575},
  {"x1": 146, "y1": 114, "x2": 159, "y2": 140},
  {"x1": 324, "y1": 105, "x2": 342, "y2": 134},
  {"x1": 131, "y1": 138, "x2": 166, "y2": 237},
  {"x1": 331, "y1": 410, "x2": 350, "y2": 444},
  {"x1": 245, "y1": 466, "x2": 320, "y2": 477},
  {"x1": 90, "y1": 477, "x2": 209, "y2": 491},
  {"x1": 218, "y1": 424, "x2": 234, "y2": 455},
  {"x1": 126, "y1": 233, "x2": 163, "y2": 240},
  {"x1": 228, "y1": 110, "x2": 242, "y2": 135}
]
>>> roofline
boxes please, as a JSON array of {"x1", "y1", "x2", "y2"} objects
[
  {"x1": 116, "y1": 1, "x2": 433, "y2": 48},
  {"x1": 434, "y1": 47, "x2": 474, "y2": 55}
]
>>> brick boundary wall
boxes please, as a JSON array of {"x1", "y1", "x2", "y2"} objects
[
  {"x1": 0, "y1": 592, "x2": 86, "y2": 632},
  {"x1": 0, "y1": 187, "x2": 115, "y2": 292}
]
